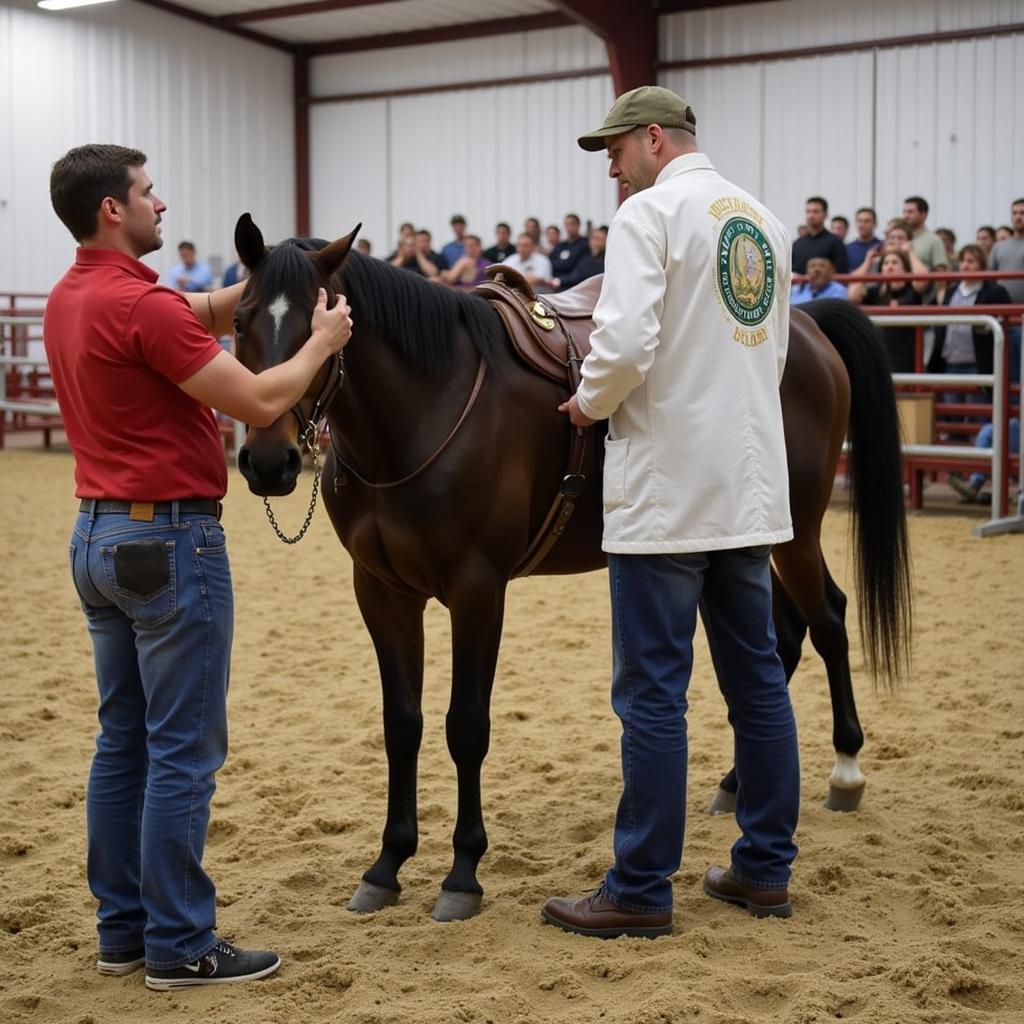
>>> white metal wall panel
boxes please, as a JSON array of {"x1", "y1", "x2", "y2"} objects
[
  {"x1": 2, "y1": 3, "x2": 294, "y2": 294},
  {"x1": 660, "y1": 0, "x2": 1024, "y2": 62},
  {"x1": 309, "y1": 99, "x2": 389, "y2": 251},
  {"x1": 311, "y1": 26, "x2": 605, "y2": 96},
  {"x1": 760, "y1": 52, "x2": 875, "y2": 235},
  {"x1": 0, "y1": 7, "x2": 14, "y2": 292},
  {"x1": 309, "y1": 73, "x2": 617, "y2": 258},
  {"x1": 875, "y1": 35, "x2": 1024, "y2": 241}
]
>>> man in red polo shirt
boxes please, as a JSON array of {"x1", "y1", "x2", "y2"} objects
[{"x1": 45, "y1": 144, "x2": 351, "y2": 990}]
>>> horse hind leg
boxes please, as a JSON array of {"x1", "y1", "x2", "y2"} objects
[
  {"x1": 431, "y1": 571, "x2": 506, "y2": 922},
  {"x1": 707, "y1": 566, "x2": 807, "y2": 815},
  {"x1": 347, "y1": 567, "x2": 427, "y2": 913},
  {"x1": 774, "y1": 541, "x2": 866, "y2": 812}
]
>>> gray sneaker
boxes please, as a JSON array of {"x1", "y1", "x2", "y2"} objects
[
  {"x1": 145, "y1": 939, "x2": 280, "y2": 991},
  {"x1": 948, "y1": 473, "x2": 982, "y2": 503}
]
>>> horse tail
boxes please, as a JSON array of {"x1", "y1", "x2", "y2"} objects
[{"x1": 801, "y1": 299, "x2": 913, "y2": 687}]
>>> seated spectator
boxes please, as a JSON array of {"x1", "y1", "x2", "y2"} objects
[
  {"x1": 443, "y1": 235, "x2": 489, "y2": 288},
  {"x1": 850, "y1": 219, "x2": 928, "y2": 279},
  {"x1": 543, "y1": 224, "x2": 561, "y2": 255},
  {"x1": 524, "y1": 217, "x2": 542, "y2": 247},
  {"x1": 848, "y1": 247, "x2": 926, "y2": 372},
  {"x1": 549, "y1": 213, "x2": 589, "y2": 279},
  {"x1": 936, "y1": 228, "x2": 958, "y2": 270},
  {"x1": 792, "y1": 196, "x2": 848, "y2": 273},
  {"x1": 949, "y1": 418, "x2": 1020, "y2": 503},
  {"x1": 791, "y1": 257, "x2": 848, "y2": 305},
  {"x1": 441, "y1": 215, "x2": 467, "y2": 268},
  {"x1": 552, "y1": 225, "x2": 606, "y2": 291},
  {"x1": 165, "y1": 240, "x2": 213, "y2": 291},
  {"x1": 796, "y1": 224, "x2": 810, "y2": 239},
  {"x1": 996, "y1": 225, "x2": 1013, "y2": 242},
  {"x1": 830, "y1": 215, "x2": 849, "y2": 239},
  {"x1": 500, "y1": 232, "x2": 552, "y2": 289},
  {"x1": 976, "y1": 225, "x2": 996, "y2": 256},
  {"x1": 390, "y1": 230, "x2": 445, "y2": 278},
  {"x1": 221, "y1": 260, "x2": 246, "y2": 288},
  {"x1": 386, "y1": 223, "x2": 415, "y2": 261},
  {"x1": 846, "y1": 207, "x2": 882, "y2": 270},
  {"x1": 356, "y1": 238, "x2": 372, "y2": 257},
  {"x1": 927, "y1": 244, "x2": 1011, "y2": 378},
  {"x1": 484, "y1": 222, "x2": 515, "y2": 264}
]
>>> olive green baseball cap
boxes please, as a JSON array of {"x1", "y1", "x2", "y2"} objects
[{"x1": 577, "y1": 86, "x2": 697, "y2": 152}]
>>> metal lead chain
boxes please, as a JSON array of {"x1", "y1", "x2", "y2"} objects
[{"x1": 262, "y1": 421, "x2": 323, "y2": 544}]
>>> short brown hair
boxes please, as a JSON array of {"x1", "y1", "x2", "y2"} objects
[
  {"x1": 957, "y1": 243, "x2": 987, "y2": 269},
  {"x1": 50, "y1": 144, "x2": 146, "y2": 241}
]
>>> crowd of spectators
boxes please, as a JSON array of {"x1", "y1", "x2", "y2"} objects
[
  {"x1": 376, "y1": 212, "x2": 608, "y2": 293},
  {"x1": 789, "y1": 194, "x2": 1024, "y2": 384}
]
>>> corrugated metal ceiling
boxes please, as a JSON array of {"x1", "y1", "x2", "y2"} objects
[{"x1": 157, "y1": 0, "x2": 560, "y2": 45}]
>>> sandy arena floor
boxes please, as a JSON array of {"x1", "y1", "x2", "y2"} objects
[{"x1": 1, "y1": 449, "x2": 1022, "y2": 1024}]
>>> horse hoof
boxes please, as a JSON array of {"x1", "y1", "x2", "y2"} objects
[
  {"x1": 430, "y1": 889, "x2": 483, "y2": 922},
  {"x1": 825, "y1": 782, "x2": 865, "y2": 812},
  {"x1": 346, "y1": 880, "x2": 400, "y2": 913},
  {"x1": 706, "y1": 787, "x2": 737, "y2": 815}
]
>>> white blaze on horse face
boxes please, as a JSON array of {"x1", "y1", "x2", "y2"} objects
[{"x1": 267, "y1": 294, "x2": 290, "y2": 345}]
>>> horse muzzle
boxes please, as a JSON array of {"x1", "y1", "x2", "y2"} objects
[{"x1": 237, "y1": 428, "x2": 303, "y2": 496}]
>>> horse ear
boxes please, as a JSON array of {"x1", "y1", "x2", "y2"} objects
[
  {"x1": 315, "y1": 223, "x2": 361, "y2": 278},
  {"x1": 235, "y1": 212, "x2": 267, "y2": 271}
]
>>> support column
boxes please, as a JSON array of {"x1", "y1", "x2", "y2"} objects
[
  {"x1": 550, "y1": 1, "x2": 657, "y2": 94},
  {"x1": 294, "y1": 50, "x2": 311, "y2": 237}
]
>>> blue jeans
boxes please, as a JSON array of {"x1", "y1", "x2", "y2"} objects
[
  {"x1": 604, "y1": 548, "x2": 799, "y2": 913},
  {"x1": 69, "y1": 505, "x2": 232, "y2": 968},
  {"x1": 943, "y1": 362, "x2": 978, "y2": 411},
  {"x1": 967, "y1": 417, "x2": 1021, "y2": 488}
]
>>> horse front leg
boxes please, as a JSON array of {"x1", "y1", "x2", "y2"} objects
[
  {"x1": 431, "y1": 572, "x2": 506, "y2": 922},
  {"x1": 347, "y1": 566, "x2": 427, "y2": 913},
  {"x1": 707, "y1": 566, "x2": 808, "y2": 814}
]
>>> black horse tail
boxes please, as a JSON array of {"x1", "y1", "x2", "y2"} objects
[{"x1": 801, "y1": 299, "x2": 913, "y2": 687}]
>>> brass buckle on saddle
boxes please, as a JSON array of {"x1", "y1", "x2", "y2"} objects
[{"x1": 529, "y1": 300, "x2": 555, "y2": 331}]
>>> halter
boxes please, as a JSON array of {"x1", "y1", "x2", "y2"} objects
[{"x1": 260, "y1": 279, "x2": 346, "y2": 544}]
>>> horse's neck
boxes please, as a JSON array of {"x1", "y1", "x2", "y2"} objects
[{"x1": 326, "y1": 325, "x2": 477, "y2": 476}]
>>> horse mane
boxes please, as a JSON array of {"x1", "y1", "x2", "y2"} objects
[
  {"x1": 338, "y1": 250, "x2": 503, "y2": 372},
  {"x1": 254, "y1": 238, "x2": 503, "y2": 374}
]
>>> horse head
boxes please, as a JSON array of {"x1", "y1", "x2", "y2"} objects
[{"x1": 232, "y1": 212, "x2": 359, "y2": 495}]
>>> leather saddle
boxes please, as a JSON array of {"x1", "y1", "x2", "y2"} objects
[
  {"x1": 473, "y1": 266, "x2": 602, "y2": 386},
  {"x1": 472, "y1": 266, "x2": 603, "y2": 578}
]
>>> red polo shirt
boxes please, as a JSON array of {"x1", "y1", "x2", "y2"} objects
[{"x1": 44, "y1": 247, "x2": 227, "y2": 499}]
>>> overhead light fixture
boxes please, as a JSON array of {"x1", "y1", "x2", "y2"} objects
[{"x1": 38, "y1": 0, "x2": 119, "y2": 9}]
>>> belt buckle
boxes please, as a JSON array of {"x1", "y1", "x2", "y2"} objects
[{"x1": 129, "y1": 502, "x2": 155, "y2": 522}]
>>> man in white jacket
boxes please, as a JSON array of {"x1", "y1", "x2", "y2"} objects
[{"x1": 542, "y1": 87, "x2": 799, "y2": 938}]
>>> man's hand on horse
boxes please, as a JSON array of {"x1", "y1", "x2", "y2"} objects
[{"x1": 558, "y1": 394, "x2": 596, "y2": 428}]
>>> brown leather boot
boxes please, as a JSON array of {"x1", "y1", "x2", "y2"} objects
[
  {"x1": 541, "y1": 888, "x2": 673, "y2": 938},
  {"x1": 702, "y1": 865, "x2": 791, "y2": 918}
]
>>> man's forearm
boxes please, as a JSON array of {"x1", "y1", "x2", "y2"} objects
[{"x1": 181, "y1": 281, "x2": 247, "y2": 337}]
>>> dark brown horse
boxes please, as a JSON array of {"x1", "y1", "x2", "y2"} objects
[{"x1": 232, "y1": 215, "x2": 911, "y2": 922}]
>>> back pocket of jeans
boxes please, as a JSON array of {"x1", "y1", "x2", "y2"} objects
[{"x1": 103, "y1": 540, "x2": 177, "y2": 626}]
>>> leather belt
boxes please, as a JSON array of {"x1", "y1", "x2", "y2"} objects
[{"x1": 79, "y1": 499, "x2": 223, "y2": 520}]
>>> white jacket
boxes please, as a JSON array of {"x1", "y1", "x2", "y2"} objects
[{"x1": 576, "y1": 153, "x2": 793, "y2": 554}]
